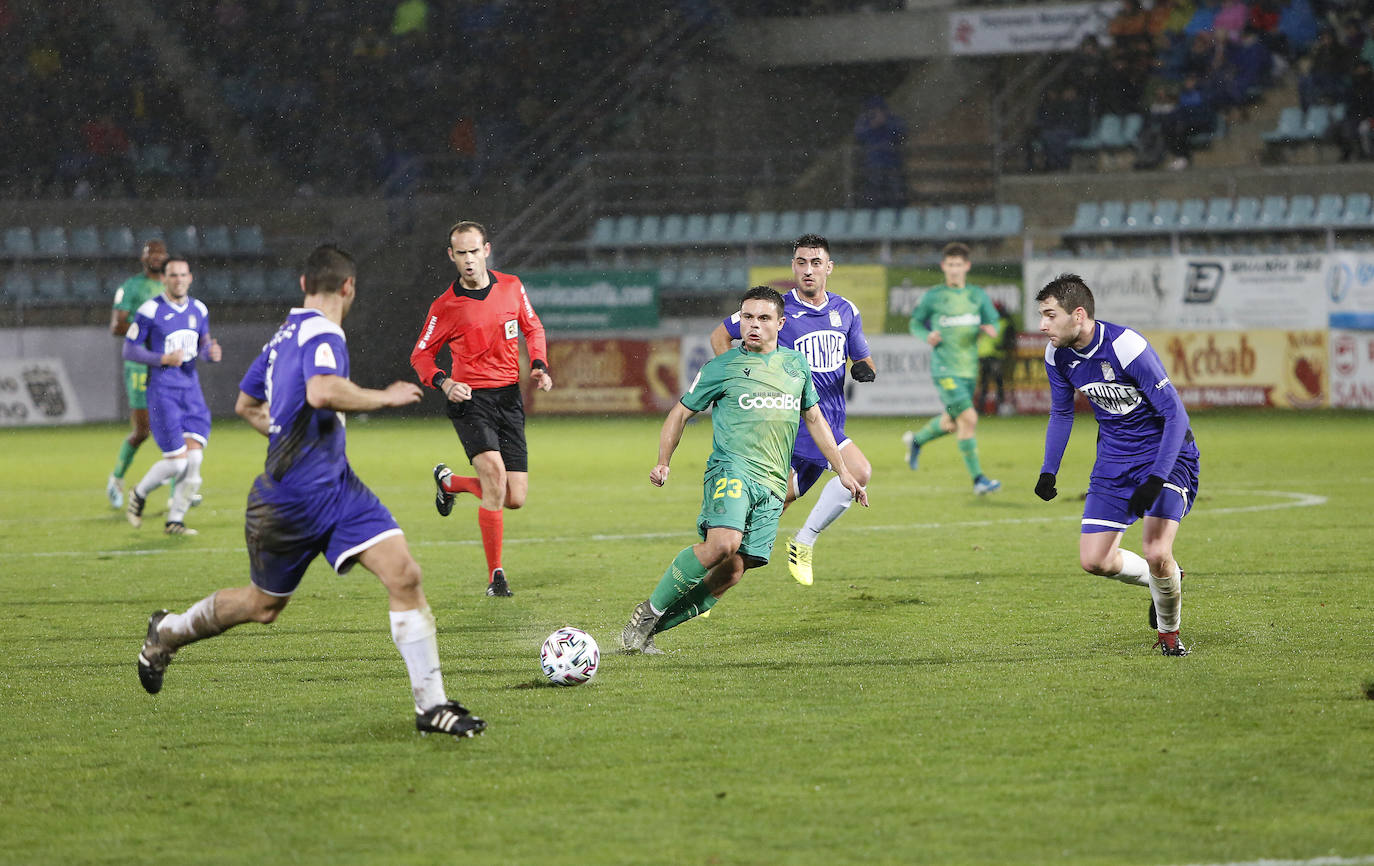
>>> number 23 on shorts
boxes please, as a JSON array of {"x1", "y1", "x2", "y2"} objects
[
  {"x1": 712, "y1": 476, "x2": 743, "y2": 499},
  {"x1": 938, "y1": 377, "x2": 956, "y2": 392}
]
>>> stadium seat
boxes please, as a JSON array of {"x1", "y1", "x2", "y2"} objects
[
  {"x1": 697, "y1": 265, "x2": 728, "y2": 294},
  {"x1": 657, "y1": 262, "x2": 679, "y2": 291},
  {"x1": 637, "y1": 214, "x2": 663, "y2": 246},
  {"x1": 941, "y1": 204, "x2": 970, "y2": 238},
  {"x1": 724, "y1": 263, "x2": 748, "y2": 291},
  {"x1": 1340, "y1": 193, "x2": 1372, "y2": 226},
  {"x1": 1119, "y1": 113, "x2": 1144, "y2": 148},
  {"x1": 1203, "y1": 198, "x2": 1233, "y2": 230},
  {"x1": 752, "y1": 212, "x2": 778, "y2": 243},
  {"x1": 726, "y1": 212, "x2": 754, "y2": 244},
  {"x1": 894, "y1": 206, "x2": 922, "y2": 239},
  {"x1": 137, "y1": 227, "x2": 166, "y2": 248},
  {"x1": 1283, "y1": 195, "x2": 1317, "y2": 228},
  {"x1": 1070, "y1": 114, "x2": 1119, "y2": 152},
  {"x1": 969, "y1": 204, "x2": 999, "y2": 237},
  {"x1": 1150, "y1": 200, "x2": 1180, "y2": 231},
  {"x1": 799, "y1": 209, "x2": 825, "y2": 236},
  {"x1": 101, "y1": 226, "x2": 136, "y2": 257},
  {"x1": 773, "y1": 211, "x2": 803, "y2": 244},
  {"x1": 1258, "y1": 195, "x2": 1287, "y2": 228},
  {"x1": 871, "y1": 207, "x2": 899, "y2": 240},
  {"x1": 822, "y1": 209, "x2": 850, "y2": 240},
  {"x1": 1067, "y1": 202, "x2": 1100, "y2": 235},
  {"x1": 198, "y1": 268, "x2": 234, "y2": 300},
  {"x1": 919, "y1": 206, "x2": 947, "y2": 239},
  {"x1": 35, "y1": 227, "x2": 69, "y2": 258},
  {"x1": 1301, "y1": 105, "x2": 1333, "y2": 140},
  {"x1": 843, "y1": 208, "x2": 873, "y2": 241},
  {"x1": 2, "y1": 269, "x2": 35, "y2": 301},
  {"x1": 266, "y1": 267, "x2": 297, "y2": 298},
  {"x1": 998, "y1": 204, "x2": 1023, "y2": 235},
  {"x1": 589, "y1": 216, "x2": 616, "y2": 246},
  {"x1": 236, "y1": 266, "x2": 267, "y2": 297},
  {"x1": 674, "y1": 263, "x2": 705, "y2": 292},
  {"x1": 69, "y1": 226, "x2": 101, "y2": 257},
  {"x1": 1229, "y1": 197, "x2": 1261, "y2": 230},
  {"x1": 199, "y1": 225, "x2": 233, "y2": 255},
  {"x1": 1177, "y1": 198, "x2": 1207, "y2": 229},
  {"x1": 4, "y1": 227, "x2": 36, "y2": 258},
  {"x1": 1262, "y1": 106, "x2": 1304, "y2": 143},
  {"x1": 232, "y1": 225, "x2": 266, "y2": 256},
  {"x1": 704, "y1": 213, "x2": 730, "y2": 245},
  {"x1": 1124, "y1": 200, "x2": 1153, "y2": 231},
  {"x1": 69, "y1": 269, "x2": 103, "y2": 300},
  {"x1": 32, "y1": 268, "x2": 68, "y2": 303},
  {"x1": 168, "y1": 225, "x2": 199, "y2": 255},
  {"x1": 1095, "y1": 201, "x2": 1126, "y2": 233},
  {"x1": 681, "y1": 214, "x2": 709, "y2": 245},
  {"x1": 1313, "y1": 194, "x2": 1344, "y2": 226}
]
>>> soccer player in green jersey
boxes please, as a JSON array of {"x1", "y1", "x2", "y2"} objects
[
  {"x1": 619, "y1": 287, "x2": 869, "y2": 653},
  {"x1": 106, "y1": 239, "x2": 168, "y2": 508},
  {"x1": 902, "y1": 242, "x2": 1004, "y2": 495}
]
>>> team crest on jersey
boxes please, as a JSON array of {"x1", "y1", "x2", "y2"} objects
[
  {"x1": 189, "y1": 315, "x2": 197, "y2": 329},
  {"x1": 829, "y1": 309, "x2": 842, "y2": 327},
  {"x1": 1100, "y1": 362, "x2": 1116, "y2": 381},
  {"x1": 782, "y1": 355, "x2": 805, "y2": 379}
]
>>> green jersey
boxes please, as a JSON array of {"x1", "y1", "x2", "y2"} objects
[
  {"x1": 681, "y1": 345, "x2": 819, "y2": 501},
  {"x1": 113, "y1": 274, "x2": 164, "y2": 371},
  {"x1": 909, "y1": 282, "x2": 1000, "y2": 379}
]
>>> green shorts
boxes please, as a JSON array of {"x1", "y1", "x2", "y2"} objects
[
  {"x1": 123, "y1": 361, "x2": 148, "y2": 411},
  {"x1": 935, "y1": 375, "x2": 976, "y2": 416},
  {"x1": 696, "y1": 462, "x2": 784, "y2": 567}
]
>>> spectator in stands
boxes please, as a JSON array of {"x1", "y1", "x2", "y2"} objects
[
  {"x1": 1109, "y1": 2, "x2": 1154, "y2": 66},
  {"x1": 1167, "y1": 74, "x2": 1217, "y2": 168},
  {"x1": 1099, "y1": 51, "x2": 1146, "y2": 117},
  {"x1": 1215, "y1": 25, "x2": 1275, "y2": 115},
  {"x1": 1134, "y1": 82, "x2": 1177, "y2": 169},
  {"x1": 1034, "y1": 84, "x2": 1090, "y2": 172},
  {"x1": 1248, "y1": 0, "x2": 1292, "y2": 67},
  {"x1": 1298, "y1": 27, "x2": 1352, "y2": 108},
  {"x1": 1278, "y1": 0, "x2": 1321, "y2": 57},
  {"x1": 1184, "y1": 0, "x2": 1221, "y2": 39},
  {"x1": 1335, "y1": 59, "x2": 1374, "y2": 160},
  {"x1": 1214, "y1": 1, "x2": 1249, "y2": 36},
  {"x1": 853, "y1": 95, "x2": 908, "y2": 208},
  {"x1": 392, "y1": 0, "x2": 428, "y2": 37}
]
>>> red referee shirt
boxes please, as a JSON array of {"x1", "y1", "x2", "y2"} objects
[{"x1": 410, "y1": 269, "x2": 548, "y2": 390}]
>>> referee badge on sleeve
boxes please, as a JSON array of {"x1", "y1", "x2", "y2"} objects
[{"x1": 504, "y1": 319, "x2": 518, "y2": 339}]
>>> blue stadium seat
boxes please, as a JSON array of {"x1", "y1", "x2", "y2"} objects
[
  {"x1": 773, "y1": 211, "x2": 803, "y2": 243},
  {"x1": 894, "y1": 206, "x2": 922, "y2": 239},
  {"x1": 674, "y1": 264, "x2": 705, "y2": 292},
  {"x1": 1150, "y1": 200, "x2": 1180, "y2": 231},
  {"x1": 137, "y1": 227, "x2": 166, "y2": 248},
  {"x1": 1067, "y1": 202, "x2": 1100, "y2": 235},
  {"x1": 871, "y1": 207, "x2": 899, "y2": 239},
  {"x1": 1071, "y1": 114, "x2": 1120, "y2": 152},
  {"x1": 637, "y1": 214, "x2": 663, "y2": 246},
  {"x1": 198, "y1": 268, "x2": 234, "y2": 300},
  {"x1": 724, "y1": 264, "x2": 748, "y2": 291},
  {"x1": 1258, "y1": 195, "x2": 1287, "y2": 228},
  {"x1": 168, "y1": 225, "x2": 199, "y2": 255},
  {"x1": 4, "y1": 227, "x2": 36, "y2": 258},
  {"x1": 1119, "y1": 113, "x2": 1144, "y2": 148},
  {"x1": 1124, "y1": 200, "x2": 1153, "y2": 231},
  {"x1": 998, "y1": 204, "x2": 1023, "y2": 235},
  {"x1": 704, "y1": 213, "x2": 730, "y2": 244},
  {"x1": 1095, "y1": 201, "x2": 1126, "y2": 233},
  {"x1": 69, "y1": 269, "x2": 104, "y2": 300},
  {"x1": 1203, "y1": 198, "x2": 1233, "y2": 230},
  {"x1": 236, "y1": 266, "x2": 267, "y2": 297},
  {"x1": 1313, "y1": 194, "x2": 1344, "y2": 226},
  {"x1": 941, "y1": 204, "x2": 970, "y2": 238},
  {"x1": 199, "y1": 225, "x2": 233, "y2": 255},
  {"x1": 1301, "y1": 105, "x2": 1333, "y2": 140},
  {"x1": 970, "y1": 204, "x2": 999, "y2": 237},
  {"x1": 32, "y1": 268, "x2": 68, "y2": 302},
  {"x1": 1229, "y1": 196, "x2": 1261, "y2": 229},
  {"x1": 1282, "y1": 195, "x2": 1316, "y2": 228},
  {"x1": 70, "y1": 226, "x2": 102, "y2": 257},
  {"x1": 681, "y1": 214, "x2": 709, "y2": 245},
  {"x1": 266, "y1": 267, "x2": 297, "y2": 298},
  {"x1": 3, "y1": 270, "x2": 35, "y2": 301},
  {"x1": 589, "y1": 216, "x2": 616, "y2": 246},
  {"x1": 727, "y1": 212, "x2": 755, "y2": 243},
  {"x1": 843, "y1": 209, "x2": 873, "y2": 241},
  {"x1": 232, "y1": 225, "x2": 266, "y2": 256},
  {"x1": 920, "y1": 206, "x2": 947, "y2": 238},
  {"x1": 799, "y1": 209, "x2": 825, "y2": 236},
  {"x1": 1177, "y1": 198, "x2": 1207, "y2": 229},
  {"x1": 657, "y1": 262, "x2": 679, "y2": 291},
  {"x1": 36, "y1": 227, "x2": 69, "y2": 258},
  {"x1": 1262, "y1": 107, "x2": 1304, "y2": 143},
  {"x1": 822, "y1": 209, "x2": 850, "y2": 240},
  {"x1": 752, "y1": 212, "x2": 778, "y2": 243},
  {"x1": 1341, "y1": 193, "x2": 1372, "y2": 225}
]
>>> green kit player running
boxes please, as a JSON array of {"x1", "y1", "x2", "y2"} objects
[
  {"x1": 619, "y1": 287, "x2": 868, "y2": 654},
  {"x1": 903, "y1": 241, "x2": 1003, "y2": 495},
  {"x1": 106, "y1": 239, "x2": 168, "y2": 508}
]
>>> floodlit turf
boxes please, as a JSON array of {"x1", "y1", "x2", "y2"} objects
[{"x1": 2, "y1": 410, "x2": 1372, "y2": 865}]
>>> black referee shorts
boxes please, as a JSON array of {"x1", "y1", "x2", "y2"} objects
[{"x1": 445, "y1": 383, "x2": 529, "y2": 472}]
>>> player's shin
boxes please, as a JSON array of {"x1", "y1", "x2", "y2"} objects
[
  {"x1": 158, "y1": 593, "x2": 226, "y2": 648},
  {"x1": 1148, "y1": 567, "x2": 1183, "y2": 633},
  {"x1": 648, "y1": 547, "x2": 709, "y2": 612},
  {"x1": 796, "y1": 476, "x2": 854, "y2": 546},
  {"x1": 390, "y1": 606, "x2": 447, "y2": 712},
  {"x1": 1109, "y1": 549, "x2": 1152, "y2": 587},
  {"x1": 653, "y1": 582, "x2": 718, "y2": 634},
  {"x1": 134, "y1": 456, "x2": 187, "y2": 500},
  {"x1": 169, "y1": 450, "x2": 204, "y2": 523}
]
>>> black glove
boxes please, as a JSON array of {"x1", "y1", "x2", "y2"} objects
[
  {"x1": 849, "y1": 360, "x2": 876, "y2": 382},
  {"x1": 1128, "y1": 475, "x2": 1166, "y2": 517},
  {"x1": 1034, "y1": 472, "x2": 1057, "y2": 501}
]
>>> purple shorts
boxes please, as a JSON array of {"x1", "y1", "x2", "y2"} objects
[
  {"x1": 1081, "y1": 453, "x2": 1200, "y2": 533},
  {"x1": 148, "y1": 386, "x2": 211, "y2": 456},
  {"x1": 244, "y1": 468, "x2": 402, "y2": 596}
]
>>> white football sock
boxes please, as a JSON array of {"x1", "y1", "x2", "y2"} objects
[
  {"x1": 134, "y1": 457, "x2": 186, "y2": 500},
  {"x1": 159, "y1": 593, "x2": 224, "y2": 649},
  {"x1": 168, "y1": 449, "x2": 204, "y2": 523},
  {"x1": 1109, "y1": 548, "x2": 1151, "y2": 587},
  {"x1": 794, "y1": 476, "x2": 857, "y2": 546},
  {"x1": 1149, "y1": 566, "x2": 1183, "y2": 633},
  {"x1": 390, "y1": 607, "x2": 446, "y2": 711}
]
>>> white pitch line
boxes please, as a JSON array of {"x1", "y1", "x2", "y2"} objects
[
  {"x1": 1177, "y1": 856, "x2": 1374, "y2": 866},
  {"x1": 13, "y1": 489, "x2": 1328, "y2": 561}
]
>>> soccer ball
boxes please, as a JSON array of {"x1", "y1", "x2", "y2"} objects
[{"x1": 540, "y1": 627, "x2": 599, "y2": 686}]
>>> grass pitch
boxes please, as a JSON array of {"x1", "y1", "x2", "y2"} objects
[{"x1": 1, "y1": 410, "x2": 1372, "y2": 865}]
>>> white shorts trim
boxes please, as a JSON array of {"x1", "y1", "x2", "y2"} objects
[
  {"x1": 333, "y1": 528, "x2": 404, "y2": 574},
  {"x1": 1082, "y1": 517, "x2": 1129, "y2": 530},
  {"x1": 160, "y1": 445, "x2": 189, "y2": 459}
]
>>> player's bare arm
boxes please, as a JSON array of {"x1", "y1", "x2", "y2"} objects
[
  {"x1": 439, "y1": 378, "x2": 473, "y2": 403},
  {"x1": 651, "y1": 402, "x2": 695, "y2": 487},
  {"x1": 980, "y1": 324, "x2": 999, "y2": 339},
  {"x1": 307, "y1": 375, "x2": 422, "y2": 412},
  {"x1": 709, "y1": 323, "x2": 735, "y2": 355},
  {"x1": 111, "y1": 308, "x2": 131, "y2": 337},
  {"x1": 803, "y1": 404, "x2": 869, "y2": 507},
  {"x1": 235, "y1": 391, "x2": 271, "y2": 436}
]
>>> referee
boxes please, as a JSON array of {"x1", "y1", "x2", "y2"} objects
[{"x1": 409, "y1": 220, "x2": 553, "y2": 596}]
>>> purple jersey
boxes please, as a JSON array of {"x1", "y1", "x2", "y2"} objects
[
  {"x1": 1041, "y1": 320, "x2": 1198, "y2": 482},
  {"x1": 723, "y1": 289, "x2": 871, "y2": 462},
  {"x1": 124, "y1": 294, "x2": 210, "y2": 392},
  {"x1": 239, "y1": 308, "x2": 352, "y2": 494}
]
